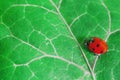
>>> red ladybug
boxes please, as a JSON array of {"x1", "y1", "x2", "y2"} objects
[{"x1": 84, "y1": 37, "x2": 108, "y2": 54}]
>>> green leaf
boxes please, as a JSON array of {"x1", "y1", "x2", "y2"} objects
[
  {"x1": 1, "y1": 0, "x2": 120, "y2": 80},
  {"x1": 0, "y1": 0, "x2": 92, "y2": 80},
  {"x1": 60, "y1": 0, "x2": 120, "y2": 80}
]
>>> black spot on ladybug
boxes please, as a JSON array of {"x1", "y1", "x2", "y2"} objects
[
  {"x1": 96, "y1": 44, "x2": 99, "y2": 47},
  {"x1": 92, "y1": 48, "x2": 95, "y2": 51}
]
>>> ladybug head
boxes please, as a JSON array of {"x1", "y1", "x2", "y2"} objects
[{"x1": 84, "y1": 37, "x2": 94, "y2": 46}]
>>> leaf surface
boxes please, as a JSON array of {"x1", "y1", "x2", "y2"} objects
[
  {"x1": 0, "y1": 0, "x2": 92, "y2": 80},
  {"x1": 1, "y1": 0, "x2": 120, "y2": 80},
  {"x1": 60, "y1": 0, "x2": 120, "y2": 80}
]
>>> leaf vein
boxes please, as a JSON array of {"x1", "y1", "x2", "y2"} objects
[{"x1": 49, "y1": 0, "x2": 96, "y2": 80}]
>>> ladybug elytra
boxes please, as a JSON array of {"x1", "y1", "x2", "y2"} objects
[{"x1": 84, "y1": 37, "x2": 108, "y2": 54}]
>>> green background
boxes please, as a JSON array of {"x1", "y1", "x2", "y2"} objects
[{"x1": 0, "y1": 0, "x2": 120, "y2": 80}]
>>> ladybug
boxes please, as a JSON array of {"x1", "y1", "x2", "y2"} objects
[{"x1": 84, "y1": 37, "x2": 108, "y2": 54}]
